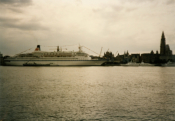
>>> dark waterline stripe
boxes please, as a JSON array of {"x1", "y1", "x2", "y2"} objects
[{"x1": 5, "y1": 60, "x2": 107, "y2": 61}]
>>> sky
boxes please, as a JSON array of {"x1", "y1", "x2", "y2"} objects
[{"x1": 0, "y1": 0, "x2": 175, "y2": 56}]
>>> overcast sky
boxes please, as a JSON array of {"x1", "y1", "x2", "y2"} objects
[{"x1": 0, "y1": 0, "x2": 175, "y2": 56}]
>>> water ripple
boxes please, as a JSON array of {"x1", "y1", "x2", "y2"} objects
[{"x1": 0, "y1": 66, "x2": 175, "y2": 120}]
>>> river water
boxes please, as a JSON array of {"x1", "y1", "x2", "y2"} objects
[{"x1": 0, "y1": 66, "x2": 175, "y2": 121}]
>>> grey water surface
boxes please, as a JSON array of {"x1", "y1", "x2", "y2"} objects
[{"x1": 0, "y1": 66, "x2": 175, "y2": 121}]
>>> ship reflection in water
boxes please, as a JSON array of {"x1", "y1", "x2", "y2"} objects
[{"x1": 0, "y1": 66, "x2": 175, "y2": 120}]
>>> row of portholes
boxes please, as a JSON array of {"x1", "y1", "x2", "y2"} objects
[
  {"x1": 43, "y1": 53, "x2": 74, "y2": 57},
  {"x1": 44, "y1": 53, "x2": 57, "y2": 56}
]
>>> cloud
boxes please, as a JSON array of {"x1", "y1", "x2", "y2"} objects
[
  {"x1": 125, "y1": 7, "x2": 137, "y2": 12},
  {"x1": 0, "y1": 22, "x2": 48, "y2": 31},
  {"x1": 76, "y1": 0, "x2": 82, "y2": 3},
  {"x1": 0, "y1": 0, "x2": 175, "y2": 55},
  {"x1": 0, "y1": 0, "x2": 32, "y2": 6},
  {"x1": 0, "y1": 17, "x2": 48, "y2": 31},
  {"x1": 166, "y1": 0, "x2": 175, "y2": 5},
  {"x1": 0, "y1": 0, "x2": 47, "y2": 31},
  {"x1": 122, "y1": 0, "x2": 155, "y2": 3},
  {"x1": 0, "y1": 17, "x2": 20, "y2": 22},
  {"x1": 8, "y1": 8, "x2": 23, "y2": 13}
]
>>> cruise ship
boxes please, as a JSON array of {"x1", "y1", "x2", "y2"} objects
[{"x1": 4, "y1": 45, "x2": 107, "y2": 66}]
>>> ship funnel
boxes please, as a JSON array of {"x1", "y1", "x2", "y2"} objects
[
  {"x1": 35, "y1": 45, "x2": 41, "y2": 51},
  {"x1": 37, "y1": 45, "x2": 41, "y2": 51},
  {"x1": 57, "y1": 46, "x2": 59, "y2": 52}
]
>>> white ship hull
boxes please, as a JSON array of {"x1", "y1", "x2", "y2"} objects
[
  {"x1": 120, "y1": 63, "x2": 140, "y2": 66},
  {"x1": 140, "y1": 62, "x2": 155, "y2": 66},
  {"x1": 161, "y1": 61, "x2": 175, "y2": 67},
  {"x1": 140, "y1": 64, "x2": 154, "y2": 66},
  {"x1": 121, "y1": 62, "x2": 155, "y2": 66},
  {"x1": 4, "y1": 59, "x2": 106, "y2": 66},
  {"x1": 162, "y1": 63, "x2": 175, "y2": 67}
]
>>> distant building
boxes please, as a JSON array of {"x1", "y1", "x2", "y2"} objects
[
  {"x1": 141, "y1": 32, "x2": 174, "y2": 63},
  {"x1": 115, "y1": 54, "x2": 124, "y2": 63},
  {"x1": 115, "y1": 51, "x2": 130, "y2": 63},
  {"x1": 159, "y1": 55, "x2": 175, "y2": 62},
  {"x1": 160, "y1": 31, "x2": 172, "y2": 55},
  {"x1": 130, "y1": 54, "x2": 140, "y2": 63},
  {"x1": 159, "y1": 31, "x2": 174, "y2": 62},
  {"x1": 107, "y1": 31, "x2": 174, "y2": 63},
  {"x1": 124, "y1": 51, "x2": 130, "y2": 62},
  {"x1": 103, "y1": 51, "x2": 114, "y2": 60},
  {"x1": 141, "y1": 50, "x2": 160, "y2": 63}
]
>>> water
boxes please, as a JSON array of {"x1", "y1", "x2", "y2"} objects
[{"x1": 0, "y1": 66, "x2": 175, "y2": 121}]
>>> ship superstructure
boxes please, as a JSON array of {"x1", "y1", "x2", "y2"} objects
[{"x1": 4, "y1": 45, "x2": 106, "y2": 66}]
